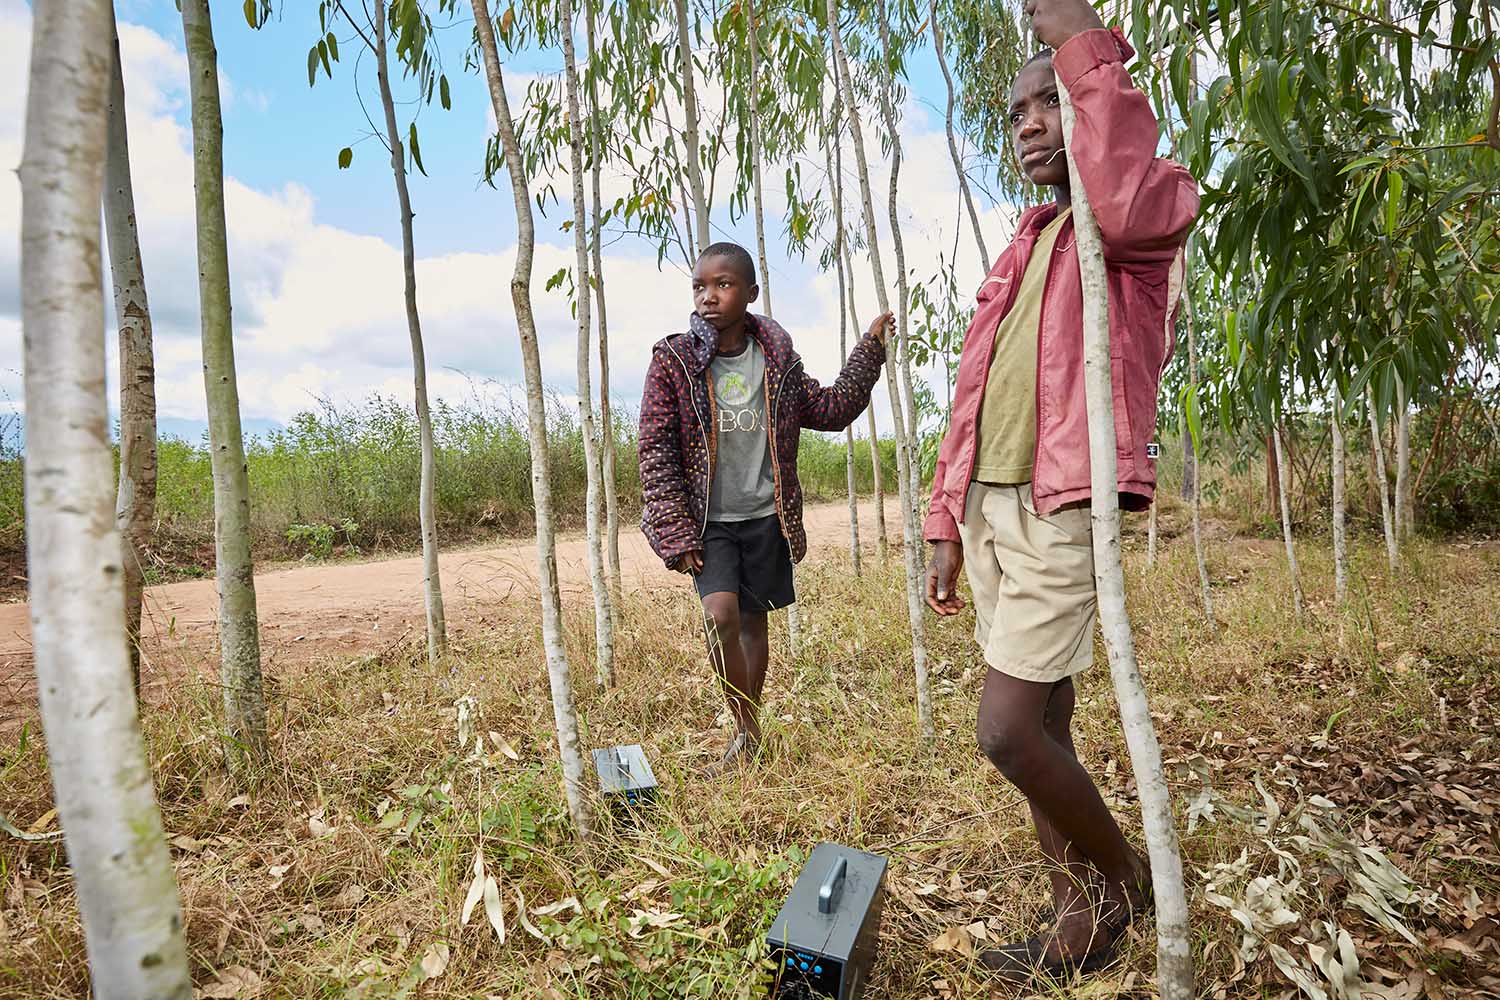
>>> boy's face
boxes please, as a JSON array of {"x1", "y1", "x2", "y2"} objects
[
  {"x1": 692, "y1": 255, "x2": 759, "y2": 331},
  {"x1": 1009, "y1": 58, "x2": 1068, "y2": 188}
]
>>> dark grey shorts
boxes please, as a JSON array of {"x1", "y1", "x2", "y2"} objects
[{"x1": 693, "y1": 515, "x2": 796, "y2": 613}]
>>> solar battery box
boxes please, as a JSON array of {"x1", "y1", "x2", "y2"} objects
[
  {"x1": 591, "y1": 744, "x2": 657, "y2": 817},
  {"x1": 766, "y1": 843, "x2": 887, "y2": 999}
]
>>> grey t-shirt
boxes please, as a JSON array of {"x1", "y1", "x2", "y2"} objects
[{"x1": 707, "y1": 339, "x2": 776, "y2": 522}]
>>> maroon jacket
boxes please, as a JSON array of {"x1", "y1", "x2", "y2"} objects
[
  {"x1": 925, "y1": 27, "x2": 1197, "y2": 541},
  {"x1": 639, "y1": 312, "x2": 886, "y2": 567}
]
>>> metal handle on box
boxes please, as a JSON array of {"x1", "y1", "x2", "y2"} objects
[{"x1": 817, "y1": 857, "x2": 848, "y2": 914}]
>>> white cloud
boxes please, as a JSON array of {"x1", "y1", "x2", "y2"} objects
[{"x1": 1, "y1": 2, "x2": 1023, "y2": 447}]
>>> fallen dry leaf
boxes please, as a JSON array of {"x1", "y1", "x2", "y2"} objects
[
  {"x1": 420, "y1": 941, "x2": 450, "y2": 980},
  {"x1": 198, "y1": 965, "x2": 262, "y2": 999}
]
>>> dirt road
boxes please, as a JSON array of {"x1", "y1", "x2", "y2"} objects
[{"x1": 0, "y1": 501, "x2": 883, "y2": 726}]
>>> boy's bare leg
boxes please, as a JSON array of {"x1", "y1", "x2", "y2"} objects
[
  {"x1": 702, "y1": 594, "x2": 762, "y2": 754},
  {"x1": 977, "y1": 670, "x2": 1148, "y2": 959},
  {"x1": 737, "y1": 610, "x2": 769, "y2": 743},
  {"x1": 1028, "y1": 680, "x2": 1097, "y2": 931}
]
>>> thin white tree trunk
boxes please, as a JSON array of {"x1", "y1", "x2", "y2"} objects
[
  {"x1": 1394, "y1": 373, "x2": 1413, "y2": 540},
  {"x1": 1272, "y1": 423, "x2": 1304, "y2": 617},
  {"x1": 1056, "y1": 75, "x2": 1193, "y2": 999},
  {"x1": 372, "y1": 0, "x2": 446, "y2": 668},
  {"x1": 21, "y1": 3, "x2": 190, "y2": 991},
  {"x1": 586, "y1": 3, "x2": 623, "y2": 615},
  {"x1": 825, "y1": 119, "x2": 861, "y2": 577},
  {"x1": 1368, "y1": 393, "x2": 1398, "y2": 571},
  {"x1": 670, "y1": 0, "x2": 710, "y2": 250},
  {"x1": 873, "y1": 0, "x2": 922, "y2": 508},
  {"x1": 746, "y1": 3, "x2": 800, "y2": 655},
  {"x1": 1146, "y1": 461, "x2": 1159, "y2": 570},
  {"x1": 828, "y1": 0, "x2": 932, "y2": 739},
  {"x1": 832, "y1": 114, "x2": 888, "y2": 563},
  {"x1": 929, "y1": 0, "x2": 990, "y2": 270},
  {"x1": 1184, "y1": 288, "x2": 1215, "y2": 627},
  {"x1": 473, "y1": 0, "x2": 591, "y2": 835},
  {"x1": 1331, "y1": 385, "x2": 1348, "y2": 603},
  {"x1": 104, "y1": 7, "x2": 157, "y2": 695},
  {"x1": 181, "y1": 0, "x2": 265, "y2": 768},
  {"x1": 559, "y1": 0, "x2": 615, "y2": 686}
]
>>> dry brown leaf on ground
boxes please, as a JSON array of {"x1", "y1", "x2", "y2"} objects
[
  {"x1": 420, "y1": 941, "x2": 449, "y2": 980},
  {"x1": 929, "y1": 925, "x2": 974, "y2": 957},
  {"x1": 198, "y1": 966, "x2": 262, "y2": 999}
]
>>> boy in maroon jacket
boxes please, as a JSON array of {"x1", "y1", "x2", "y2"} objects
[
  {"x1": 923, "y1": 0, "x2": 1197, "y2": 980},
  {"x1": 639, "y1": 242, "x2": 890, "y2": 773}
]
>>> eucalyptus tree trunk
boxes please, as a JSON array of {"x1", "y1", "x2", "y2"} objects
[
  {"x1": 104, "y1": 8, "x2": 157, "y2": 694},
  {"x1": 872, "y1": 0, "x2": 922, "y2": 505},
  {"x1": 373, "y1": 0, "x2": 447, "y2": 668},
  {"x1": 1272, "y1": 423, "x2": 1304, "y2": 617},
  {"x1": 1056, "y1": 75, "x2": 1193, "y2": 999},
  {"x1": 828, "y1": 0, "x2": 932, "y2": 739},
  {"x1": 181, "y1": 0, "x2": 265, "y2": 768},
  {"x1": 929, "y1": 0, "x2": 989, "y2": 269},
  {"x1": 21, "y1": 4, "x2": 190, "y2": 991},
  {"x1": 832, "y1": 111, "x2": 887, "y2": 562},
  {"x1": 1331, "y1": 385, "x2": 1348, "y2": 603},
  {"x1": 473, "y1": 0, "x2": 591, "y2": 835},
  {"x1": 824, "y1": 121, "x2": 861, "y2": 577},
  {"x1": 1394, "y1": 373, "x2": 1413, "y2": 540},
  {"x1": 560, "y1": 0, "x2": 615, "y2": 686},
  {"x1": 670, "y1": 0, "x2": 710, "y2": 249},
  {"x1": 748, "y1": 2, "x2": 773, "y2": 317},
  {"x1": 745, "y1": 1, "x2": 799, "y2": 654},
  {"x1": 585, "y1": 3, "x2": 623, "y2": 614},
  {"x1": 1185, "y1": 303, "x2": 1214, "y2": 627},
  {"x1": 1368, "y1": 393, "x2": 1398, "y2": 572}
]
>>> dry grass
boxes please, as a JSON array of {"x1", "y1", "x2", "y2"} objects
[{"x1": 2, "y1": 504, "x2": 1497, "y2": 999}]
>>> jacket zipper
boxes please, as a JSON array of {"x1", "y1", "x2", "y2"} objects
[
  {"x1": 666, "y1": 340, "x2": 713, "y2": 541},
  {"x1": 767, "y1": 357, "x2": 802, "y2": 543}
]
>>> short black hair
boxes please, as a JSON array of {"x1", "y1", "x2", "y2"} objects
[
  {"x1": 697, "y1": 242, "x2": 757, "y2": 285},
  {"x1": 1024, "y1": 47, "x2": 1054, "y2": 67}
]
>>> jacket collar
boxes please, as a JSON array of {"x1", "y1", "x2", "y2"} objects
[{"x1": 678, "y1": 312, "x2": 789, "y2": 376}]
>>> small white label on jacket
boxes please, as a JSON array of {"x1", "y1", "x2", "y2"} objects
[{"x1": 1146, "y1": 442, "x2": 1161, "y2": 459}]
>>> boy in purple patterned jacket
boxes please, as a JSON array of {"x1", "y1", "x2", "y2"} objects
[{"x1": 638, "y1": 242, "x2": 890, "y2": 772}]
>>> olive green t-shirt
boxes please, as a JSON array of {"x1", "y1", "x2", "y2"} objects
[{"x1": 973, "y1": 208, "x2": 1071, "y2": 484}]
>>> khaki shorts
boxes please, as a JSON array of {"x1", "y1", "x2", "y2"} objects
[{"x1": 958, "y1": 482, "x2": 1097, "y2": 683}]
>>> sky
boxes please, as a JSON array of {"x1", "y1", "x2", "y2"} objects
[{"x1": 0, "y1": 0, "x2": 1020, "y2": 440}]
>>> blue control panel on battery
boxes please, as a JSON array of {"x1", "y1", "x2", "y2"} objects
[{"x1": 766, "y1": 844, "x2": 886, "y2": 999}]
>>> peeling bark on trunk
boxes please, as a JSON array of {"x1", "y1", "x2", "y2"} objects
[
  {"x1": 473, "y1": 0, "x2": 591, "y2": 835},
  {"x1": 181, "y1": 0, "x2": 265, "y2": 769},
  {"x1": 373, "y1": 0, "x2": 446, "y2": 668},
  {"x1": 1057, "y1": 74, "x2": 1194, "y2": 999},
  {"x1": 1332, "y1": 385, "x2": 1348, "y2": 604},
  {"x1": 929, "y1": 0, "x2": 989, "y2": 269},
  {"x1": 21, "y1": 3, "x2": 191, "y2": 991},
  {"x1": 1272, "y1": 424, "x2": 1305, "y2": 617},
  {"x1": 559, "y1": 0, "x2": 615, "y2": 686},
  {"x1": 104, "y1": 8, "x2": 157, "y2": 696},
  {"x1": 828, "y1": 0, "x2": 931, "y2": 738},
  {"x1": 585, "y1": 3, "x2": 623, "y2": 616}
]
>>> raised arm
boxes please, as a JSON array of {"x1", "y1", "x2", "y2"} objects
[{"x1": 798, "y1": 313, "x2": 890, "y2": 432}]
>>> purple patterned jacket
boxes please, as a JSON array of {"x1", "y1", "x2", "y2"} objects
[{"x1": 638, "y1": 312, "x2": 886, "y2": 567}]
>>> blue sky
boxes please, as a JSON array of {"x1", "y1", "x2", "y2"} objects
[{"x1": 1, "y1": 0, "x2": 1017, "y2": 435}]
